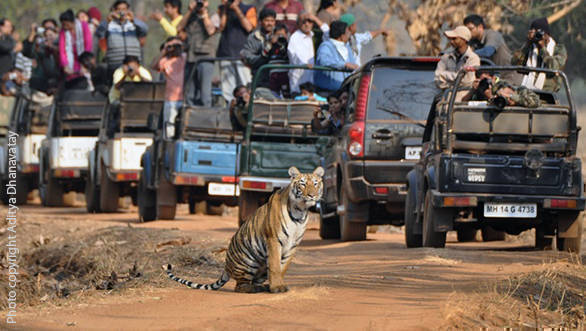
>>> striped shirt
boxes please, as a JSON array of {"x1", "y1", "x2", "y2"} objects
[
  {"x1": 96, "y1": 19, "x2": 148, "y2": 68},
  {"x1": 263, "y1": 0, "x2": 304, "y2": 33}
]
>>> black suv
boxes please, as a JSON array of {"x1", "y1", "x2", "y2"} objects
[
  {"x1": 406, "y1": 66, "x2": 584, "y2": 252},
  {"x1": 319, "y1": 57, "x2": 440, "y2": 241}
]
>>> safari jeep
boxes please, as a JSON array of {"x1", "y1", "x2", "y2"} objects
[
  {"x1": 237, "y1": 65, "x2": 342, "y2": 225},
  {"x1": 38, "y1": 90, "x2": 106, "y2": 206},
  {"x1": 0, "y1": 91, "x2": 51, "y2": 205},
  {"x1": 85, "y1": 82, "x2": 163, "y2": 212},
  {"x1": 319, "y1": 57, "x2": 440, "y2": 241},
  {"x1": 406, "y1": 66, "x2": 584, "y2": 252},
  {"x1": 138, "y1": 105, "x2": 240, "y2": 221}
]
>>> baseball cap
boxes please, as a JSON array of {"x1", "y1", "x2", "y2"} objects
[
  {"x1": 444, "y1": 25, "x2": 471, "y2": 42},
  {"x1": 340, "y1": 13, "x2": 356, "y2": 26}
]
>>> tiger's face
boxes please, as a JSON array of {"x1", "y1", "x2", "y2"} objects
[{"x1": 288, "y1": 166, "x2": 324, "y2": 208}]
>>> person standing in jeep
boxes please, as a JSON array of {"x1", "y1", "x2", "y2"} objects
[{"x1": 434, "y1": 25, "x2": 480, "y2": 89}]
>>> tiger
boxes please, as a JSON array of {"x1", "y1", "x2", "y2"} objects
[{"x1": 163, "y1": 166, "x2": 324, "y2": 293}]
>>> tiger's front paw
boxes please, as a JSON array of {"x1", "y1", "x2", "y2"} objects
[{"x1": 269, "y1": 284, "x2": 289, "y2": 293}]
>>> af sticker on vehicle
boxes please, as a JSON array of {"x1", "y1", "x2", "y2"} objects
[{"x1": 467, "y1": 168, "x2": 486, "y2": 182}]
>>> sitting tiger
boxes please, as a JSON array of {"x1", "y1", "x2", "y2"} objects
[{"x1": 164, "y1": 166, "x2": 324, "y2": 293}]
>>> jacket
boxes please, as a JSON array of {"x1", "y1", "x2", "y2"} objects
[{"x1": 314, "y1": 39, "x2": 356, "y2": 91}]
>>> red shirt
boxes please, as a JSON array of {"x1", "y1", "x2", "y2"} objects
[{"x1": 263, "y1": 0, "x2": 304, "y2": 33}]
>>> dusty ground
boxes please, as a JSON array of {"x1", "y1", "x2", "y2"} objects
[{"x1": 1, "y1": 202, "x2": 585, "y2": 330}]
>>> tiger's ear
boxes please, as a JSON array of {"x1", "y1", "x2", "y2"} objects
[
  {"x1": 313, "y1": 166, "x2": 324, "y2": 177},
  {"x1": 288, "y1": 166, "x2": 301, "y2": 178}
]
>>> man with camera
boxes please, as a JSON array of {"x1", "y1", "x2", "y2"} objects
[
  {"x1": 229, "y1": 85, "x2": 251, "y2": 131},
  {"x1": 241, "y1": 8, "x2": 290, "y2": 92},
  {"x1": 216, "y1": 0, "x2": 257, "y2": 104},
  {"x1": 22, "y1": 23, "x2": 60, "y2": 95},
  {"x1": 462, "y1": 70, "x2": 539, "y2": 108},
  {"x1": 434, "y1": 25, "x2": 480, "y2": 90},
  {"x1": 108, "y1": 55, "x2": 152, "y2": 104},
  {"x1": 96, "y1": 0, "x2": 149, "y2": 83},
  {"x1": 152, "y1": 37, "x2": 186, "y2": 139},
  {"x1": 311, "y1": 92, "x2": 344, "y2": 135},
  {"x1": 177, "y1": 0, "x2": 219, "y2": 107},
  {"x1": 512, "y1": 17, "x2": 567, "y2": 92}
]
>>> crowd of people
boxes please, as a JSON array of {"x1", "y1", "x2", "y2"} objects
[{"x1": 0, "y1": 1, "x2": 568, "y2": 136}]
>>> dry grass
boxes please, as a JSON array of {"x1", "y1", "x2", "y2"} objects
[
  {"x1": 0, "y1": 226, "x2": 225, "y2": 310},
  {"x1": 442, "y1": 257, "x2": 585, "y2": 329}
]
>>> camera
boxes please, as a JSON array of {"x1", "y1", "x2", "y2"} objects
[
  {"x1": 477, "y1": 78, "x2": 492, "y2": 93},
  {"x1": 36, "y1": 27, "x2": 45, "y2": 36},
  {"x1": 318, "y1": 104, "x2": 330, "y2": 121},
  {"x1": 118, "y1": 11, "x2": 126, "y2": 20},
  {"x1": 196, "y1": 0, "x2": 204, "y2": 9},
  {"x1": 532, "y1": 29, "x2": 545, "y2": 43},
  {"x1": 227, "y1": 0, "x2": 234, "y2": 5},
  {"x1": 236, "y1": 96, "x2": 246, "y2": 107},
  {"x1": 127, "y1": 67, "x2": 135, "y2": 75},
  {"x1": 491, "y1": 96, "x2": 507, "y2": 110},
  {"x1": 276, "y1": 36, "x2": 287, "y2": 46}
]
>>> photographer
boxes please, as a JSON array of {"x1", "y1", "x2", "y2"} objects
[
  {"x1": 177, "y1": 0, "x2": 219, "y2": 107},
  {"x1": 241, "y1": 8, "x2": 287, "y2": 89},
  {"x1": 311, "y1": 93, "x2": 344, "y2": 135},
  {"x1": 96, "y1": 0, "x2": 149, "y2": 82},
  {"x1": 152, "y1": 37, "x2": 186, "y2": 139},
  {"x1": 108, "y1": 55, "x2": 152, "y2": 104},
  {"x1": 462, "y1": 70, "x2": 499, "y2": 102},
  {"x1": 512, "y1": 17, "x2": 567, "y2": 92},
  {"x1": 22, "y1": 23, "x2": 60, "y2": 95},
  {"x1": 229, "y1": 84, "x2": 251, "y2": 131},
  {"x1": 490, "y1": 81, "x2": 540, "y2": 109},
  {"x1": 216, "y1": 0, "x2": 256, "y2": 104}
]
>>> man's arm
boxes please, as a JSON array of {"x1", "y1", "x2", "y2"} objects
[
  {"x1": 434, "y1": 57, "x2": 456, "y2": 89},
  {"x1": 541, "y1": 43, "x2": 567, "y2": 70},
  {"x1": 240, "y1": 33, "x2": 269, "y2": 70},
  {"x1": 230, "y1": 0, "x2": 254, "y2": 33},
  {"x1": 511, "y1": 43, "x2": 531, "y2": 65},
  {"x1": 0, "y1": 35, "x2": 15, "y2": 54},
  {"x1": 177, "y1": 2, "x2": 196, "y2": 32}
]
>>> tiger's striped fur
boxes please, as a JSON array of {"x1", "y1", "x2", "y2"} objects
[{"x1": 164, "y1": 166, "x2": 324, "y2": 293}]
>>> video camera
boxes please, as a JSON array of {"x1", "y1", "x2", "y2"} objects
[{"x1": 531, "y1": 29, "x2": 545, "y2": 43}]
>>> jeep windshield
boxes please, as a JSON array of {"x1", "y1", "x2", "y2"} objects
[{"x1": 367, "y1": 67, "x2": 438, "y2": 122}]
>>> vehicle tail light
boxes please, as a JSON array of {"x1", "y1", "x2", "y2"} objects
[
  {"x1": 374, "y1": 187, "x2": 389, "y2": 194},
  {"x1": 222, "y1": 176, "x2": 238, "y2": 183},
  {"x1": 54, "y1": 169, "x2": 80, "y2": 178},
  {"x1": 242, "y1": 180, "x2": 268, "y2": 190},
  {"x1": 115, "y1": 172, "x2": 139, "y2": 181},
  {"x1": 174, "y1": 175, "x2": 203, "y2": 185},
  {"x1": 544, "y1": 199, "x2": 577, "y2": 209},
  {"x1": 348, "y1": 74, "x2": 370, "y2": 158},
  {"x1": 443, "y1": 196, "x2": 478, "y2": 207},
  {"x1": 22, "y1": 164, "x2": 39, "y2": 173}
]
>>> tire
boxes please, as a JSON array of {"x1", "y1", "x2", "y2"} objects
[
  {"x1": 319, "y1": 202, "x2": 340, "y2": 239},
  {"x1": 85, "y1": 167, "x2": 100, "y2": 213},
  {"x1": 238, "y1": 190, "x2": 264, "y2": 227},
  {"x1": 457, "y1": 227, "x2": 477, "y2": 242},
  {"x1": 422, "y1": 190, "x2": 448, "y2": 248},
  {"x1": 41, "y1": 169, "x2": 64, "y2": 207},
  {"x1": 14, "y1": 172, "x2": 29, "y2": 205},
  {"x1": 99, "y1": 163, "x2": 119, "y2": 212},
  {"x1": 206, "y1": 201, "x2": 224, "y2": 216},
  {"x1": 338, "y1": 184, "x2": 367, "y2": 242},
  {"x1": 404, "y1": 186, "x2": 422, "y2": 247},
  {"x1": 535, "y1": 223, "x2": 553, "y2": 250},
  {"x1": 138, "y1": 171, "x2": 156, "y2": 222},
  {"x1": 156, "y1": 168, "x2": 176, "y2": 220},
  {"x1": 556, "y1": 214, "x2": 583, "y2": 253},
  {"x1": 188, "y1": 196, "x2": 196, "y2": 214},
  {"x1": 481, "y1": 226, "x2": 506, "y2": 242}
]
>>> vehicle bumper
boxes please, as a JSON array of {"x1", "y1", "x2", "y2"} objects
[
  {"x1": 239, "y1": 176, "x2": 290, "y2": 192},
  {"x1": 345, "y1": 160, "x2": 413, "y2": 203},
  {"x1": 172, "y1": 172, "x2": 239, "y2": 196},
  {"x1": 430, "y1": 190, "x2": 585, "y2": 211},
  {"x1": 52, "y1": 168, "x2": 88, "y2": 179}
]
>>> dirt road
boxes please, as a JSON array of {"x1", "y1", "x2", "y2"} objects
[{"x1": 5, "y1": 204, "x2": 585, "y2": 330}]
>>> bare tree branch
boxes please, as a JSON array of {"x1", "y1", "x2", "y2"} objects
[{"x1": 547, "y1": 0, "x2": 582, "y2": 23}]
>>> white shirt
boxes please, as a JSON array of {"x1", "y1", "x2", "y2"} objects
[
  {"x1": 349, "y1": 32, "x2": 373, "y2": 66},
  {"x1": 287, "y1": 24, "x2": 330, "y2": 93}
]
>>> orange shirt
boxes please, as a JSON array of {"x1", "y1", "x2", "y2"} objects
[{"x1": 158, "y1": 54, "x2": 186, "y2": 101}]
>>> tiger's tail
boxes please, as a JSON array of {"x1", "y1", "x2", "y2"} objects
[{"x1": 163, "y1": 264, "x2": 230, "y2": 290}]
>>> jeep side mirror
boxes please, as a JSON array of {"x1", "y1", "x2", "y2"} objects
[{"x1": 147, "y1": 113, "x2": 159, "y2": 132}]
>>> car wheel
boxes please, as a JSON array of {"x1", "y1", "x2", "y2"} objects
[
  {"x1": 456, "y1": 226, "x2": 477, "y2": 242},
  {"x1": 99, "y1": 163, "x2": 119, "y2": 212},
  {"x1": 404, "y1": 185, "x2": 422, "y2": 247},
  {"x1": 14, "y1": 172, "x2": 29, "y2": 205},
  {"x1": 138, "y1": 171, "x2": 156, "y2": 222},
  {"x1": 338, "y1": 184, "x2": 367, "y2": 242},
  {"x1": 319, "y1": 201, "x2": 340, "y2": 239},
  {"x1": 238, "y1": 190, "x2": 265, "y2": 227},
  {"x1": 556, "y1": 213, "x2": 583, "y2": 253},
  {"x1": 85, "y1": 168, "x2": 100, "y2": 213},
  {"x1": 481, "y1": 226, "x2": 506, "y2": 242},
  {"x1": 206, "y1": 201, "x2": 224, "y2": 216},
  {"x1": 535, "y1": 223, "x2": 554, "y2": 250},
  {"x1": 156, "y1": 168, "x2": 176, "y2": 220},
  {"x1": 42, "y1": 169, "x2": 64, "y2": 207},
  {"x1": 422, "y1": 190, "x2": 449, "y2": 248}
]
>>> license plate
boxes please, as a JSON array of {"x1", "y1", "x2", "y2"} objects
[
  {"x1": 405, "y1": 146, "x2": 422, "y2": 160},
  {"x1": 208, "y1": 183, "x2": 240, "y2": 196},
  {"x1": 483, "y1": 203, "x2": 537, "y2": 218}
]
